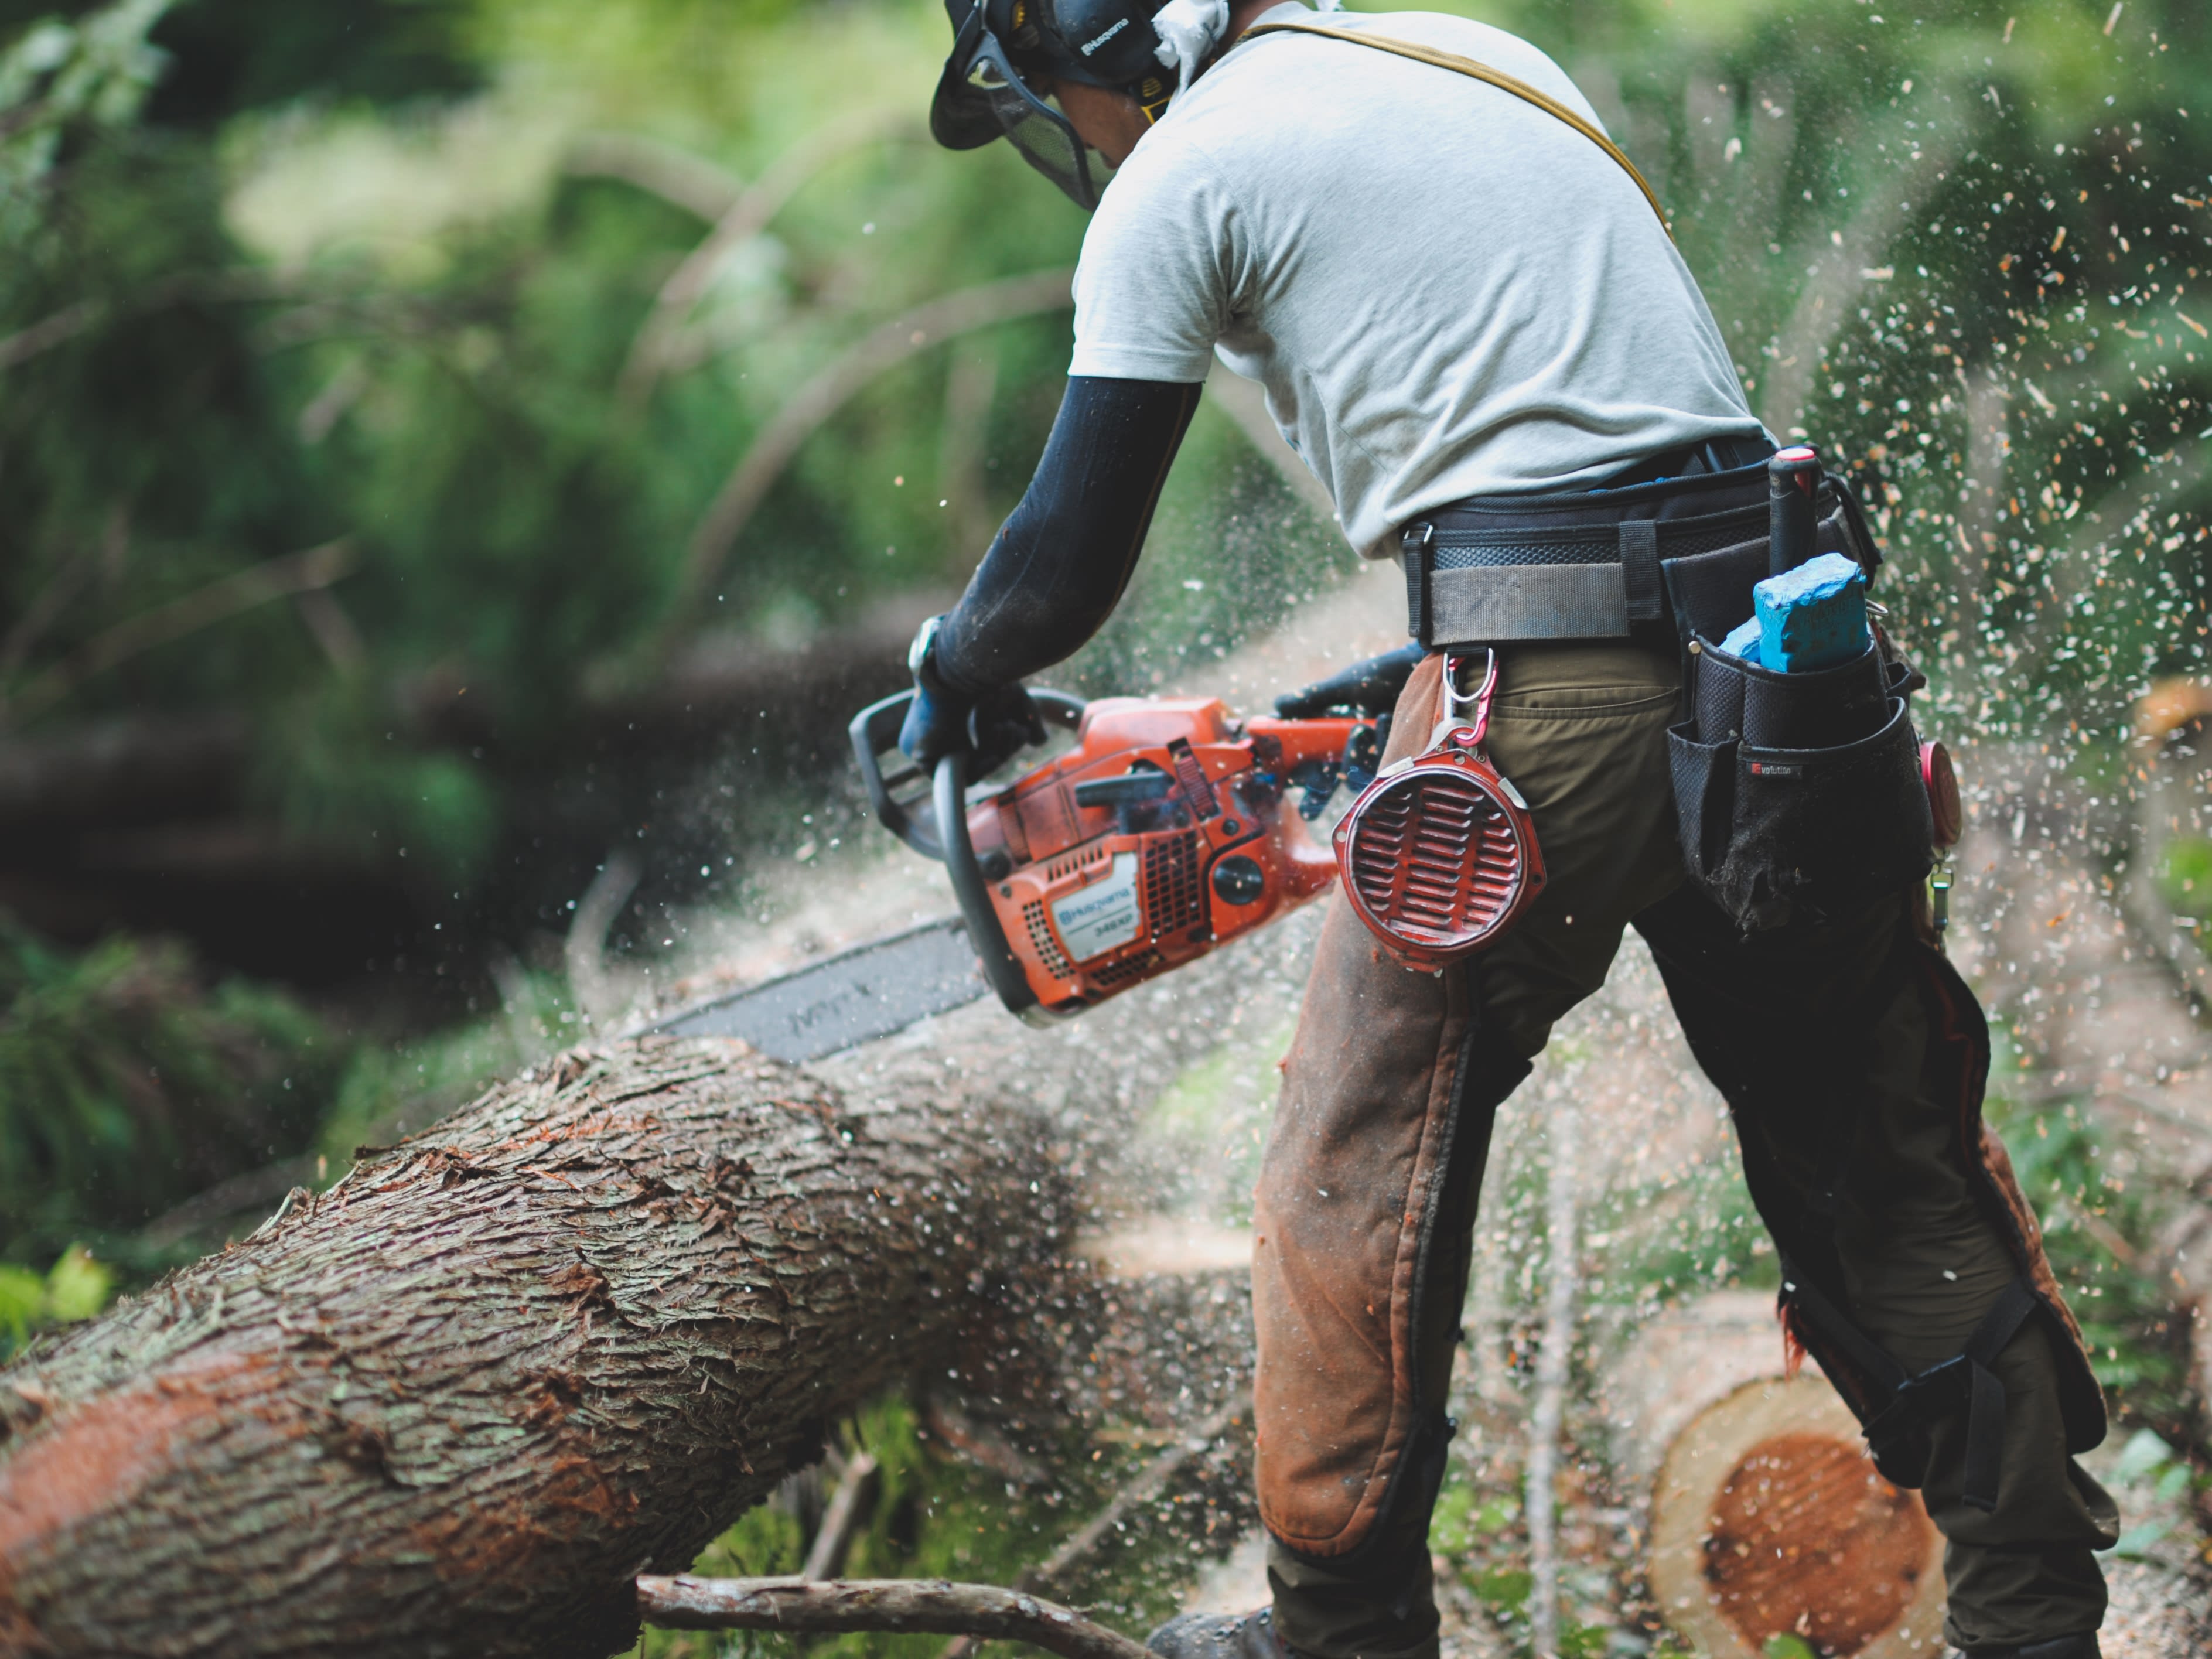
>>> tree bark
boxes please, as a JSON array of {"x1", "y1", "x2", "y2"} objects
[{"x1": 0, "y1": 1035, "x2": 1057, "y2": 1658}]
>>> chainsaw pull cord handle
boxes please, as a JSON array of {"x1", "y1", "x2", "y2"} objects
[
  {"x1": 1435, "y1": 650, "x2": 1500, "y2": 752},
  {"x1": 933, "y1": 746, "x2": 1047, "y2": 1021}
]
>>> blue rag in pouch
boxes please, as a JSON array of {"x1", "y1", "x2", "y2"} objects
[
  {"x1": 1753, "y1": 551, "x2": 1868, "y2": 673},
  {"x1": 1718, "y1": 617, "x2": 1763, "y2": 665}
]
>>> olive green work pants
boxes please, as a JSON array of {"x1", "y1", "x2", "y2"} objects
[{"x1": 1254, "y1": 642, "x2": 2118, "y2": 1659}]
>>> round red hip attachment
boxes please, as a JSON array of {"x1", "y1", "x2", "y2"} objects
[{"x1": 1333, "y1": 750, "x2": 1544, "y2": 968}]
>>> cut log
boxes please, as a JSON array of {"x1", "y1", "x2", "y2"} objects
[
  {"x1": 1671, "y1": 1404, "x2": 1940, "y2": 1659},
  {"x1": 1609, "y1": 1293, "x2": 1945, "y2": 1659},
  {"x1": 1605, "y1": 1293, "x2": 2212, "y2": 1659},
  {"x1": 0, "y1": 1036, "x2": 1060, "y2": 1658}
]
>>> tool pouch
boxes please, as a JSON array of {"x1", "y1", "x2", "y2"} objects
[{"x1": 1661, "y1": 484, "x2": 1934, "y2": 933}]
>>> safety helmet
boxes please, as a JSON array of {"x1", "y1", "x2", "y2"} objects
[{"x1": 929, "y1": 0, "x2": 1177, "y2": 210}]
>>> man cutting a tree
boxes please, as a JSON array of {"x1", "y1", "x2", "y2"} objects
[{"x1": 900, "y1": 1, "x2": 2119, "y2": 1655}]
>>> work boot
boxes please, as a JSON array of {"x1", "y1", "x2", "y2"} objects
[
  {"x1": 1954, "y1": 1637, "x2": 2101, "y2": 1659},
  {"x1": 1145, "y1": 1607, "x2": 1295, "y2": 1659}
]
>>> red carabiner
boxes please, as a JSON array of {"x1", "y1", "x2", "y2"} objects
[{"x1": 1438, "y1": 650, "x2": 1500, "y2": 750}]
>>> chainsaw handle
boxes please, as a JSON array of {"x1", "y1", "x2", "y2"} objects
[
  {"x1": 851, "y1": 693, "x2": 943, "y2": 859},
  {"x1": 848, "y1": 687, "x2": 1085, "y2": 861},
  {"x1": 1274, "y1": 641, "x2": 1424, "y2": 719},
  {"x1": 934, "y1": 749, "x2": 1046, "y2": 1020}
]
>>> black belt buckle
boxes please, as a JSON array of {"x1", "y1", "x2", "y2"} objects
[{"x1": 1401, "y1": 521, "x2": 1433, "y2": 646}]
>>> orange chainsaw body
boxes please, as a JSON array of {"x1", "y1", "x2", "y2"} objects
[{"x1": 960, "y1": 697, "x2": 1361, "y2": 1015}]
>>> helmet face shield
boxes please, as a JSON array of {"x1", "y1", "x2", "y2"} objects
[
  {"x1": 932, "y1": 0, "x2": 1117, "y2": 210},
  {"x1": 962, "y1": 32, "x2": 1110, "y2": 210}
]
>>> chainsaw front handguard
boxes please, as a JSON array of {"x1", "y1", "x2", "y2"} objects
[{"x1": 849, "y1": 687, "x2": 1086, "y2": 1022}]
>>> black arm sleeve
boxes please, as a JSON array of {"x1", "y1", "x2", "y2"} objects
[{"x1": 931, "y1": 374, "x2": 1203, "y2": 695}]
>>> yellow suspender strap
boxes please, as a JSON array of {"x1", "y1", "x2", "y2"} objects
[{"x1": 1236, "y1": 21, "x2": 1672, "y2": 238}]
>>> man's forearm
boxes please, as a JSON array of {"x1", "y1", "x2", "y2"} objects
[{"x1": 931, "y1": 375, "x2": 1203, "y2": 695}]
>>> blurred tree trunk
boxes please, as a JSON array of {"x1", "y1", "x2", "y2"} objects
[{"x1": 0, "y1": 1035, "x2": 1056, "y2": 1659}]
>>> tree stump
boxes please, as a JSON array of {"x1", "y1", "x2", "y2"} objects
[{"x1": 1609, "y1": 1293, "x2": 1944, "y2": 1659}]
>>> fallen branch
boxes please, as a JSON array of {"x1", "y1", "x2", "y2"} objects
[
  {"x1": 636, "y1": 1575, "x2": 1151, "y2": 1659},
  {"x1": 1524, "y1": 1095, "x2": 1582, "y2": 1659},
  {"x1": 0, "y1": 269, "x2": 305, "y2": 376},
  {"x1": 0, "y1": 710, "x2": 247, "y2": 831},
  {"x1": 0, "y1": 297, "x2": 103, "y2": 372},
  {"x1": 565, "y1": 850, "x2": 642, "y2": 1026}
]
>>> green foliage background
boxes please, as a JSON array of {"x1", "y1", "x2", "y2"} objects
[
  {"x1": 7, "y1": 0, "x2": 2211, "y2": 882},
  {"x1": 5, "y1": 0, "x2": 2212, "y2": 1638}
]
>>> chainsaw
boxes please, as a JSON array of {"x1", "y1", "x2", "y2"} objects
[{"x1": 647, "y1": 643, "x2": 1429, "y2": 1063}]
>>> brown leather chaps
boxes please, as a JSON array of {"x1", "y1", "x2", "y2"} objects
[{"x1": 1251, "y1": 647, "x2": 2116, "y2": 1659}]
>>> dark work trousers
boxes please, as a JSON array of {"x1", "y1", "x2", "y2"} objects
[{"x1": 1251, "y1": 643, "x2": 2118, "y2": 1659}]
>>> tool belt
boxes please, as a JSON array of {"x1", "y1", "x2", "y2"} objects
[
  {"x1": 1398, "y1": 438, "x2": 1780, "y2": 649},
  {"x1": 1399, "y1": 440, "x2": 1934, "y2": 933}
]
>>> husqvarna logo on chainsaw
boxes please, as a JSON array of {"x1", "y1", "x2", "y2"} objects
[
  {"x1": 1080, "y1": 18, "x2": 1128, "y2": 54},
  {"x1": 1050, "y1": 852, "x2": 1141, "y2": 960}
]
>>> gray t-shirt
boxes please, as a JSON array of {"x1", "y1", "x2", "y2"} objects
[{"x1": 1069, "y1": 3, "x2": 1764, "y2": 561}]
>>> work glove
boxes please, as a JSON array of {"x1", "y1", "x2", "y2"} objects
[
  {"x1": 898, "y1": 616, "x2": 1046, "y2": 774},
  {"x1": 964, "y1": 682, "x2": 1049, "y2": 776}
]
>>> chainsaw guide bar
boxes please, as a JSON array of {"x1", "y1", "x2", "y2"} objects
[{"x1": 644, "y1": 915, "x2": 984, "y2": 1063}]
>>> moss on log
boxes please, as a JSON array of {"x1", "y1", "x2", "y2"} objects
[{"x1": 0, "y1": 1036, "x2": 1056, "y2": 1658}]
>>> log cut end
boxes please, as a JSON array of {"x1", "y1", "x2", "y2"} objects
[
  {"x1": 1703, "y1": 1429, "x2": 1934, "y2": 1655},
  {"x1": 1648, "y1": 1375, "x2": 1943, "y2": 1659}
]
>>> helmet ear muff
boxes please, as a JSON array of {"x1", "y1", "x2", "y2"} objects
[{"x1": 1133, "y1": 71, "x2": 1172, "y2": 123}]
